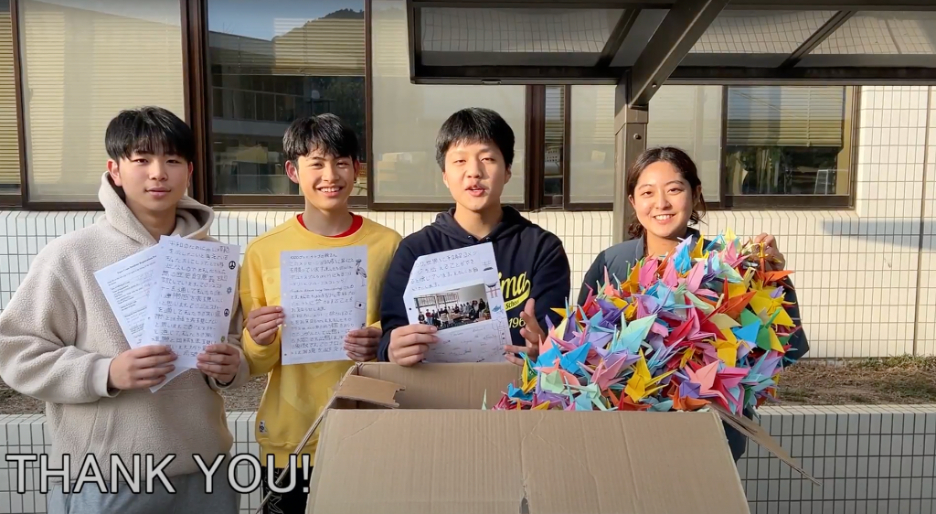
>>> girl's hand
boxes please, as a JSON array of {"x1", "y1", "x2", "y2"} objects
[{"x1": 753, "y1": 233, "x2": 785, "y2": 271}]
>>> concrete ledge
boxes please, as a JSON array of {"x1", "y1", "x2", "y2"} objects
[{"x1": 0, "y1": 405, "x2": 933, "y2": 513}]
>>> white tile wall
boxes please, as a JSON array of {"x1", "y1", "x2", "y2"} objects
[
  {"x1": 0, "y1": 86, "x2": 932, "y2": 359},
  {"x1": 0, "y1": 405, "x2": 933, "y2": 513}
]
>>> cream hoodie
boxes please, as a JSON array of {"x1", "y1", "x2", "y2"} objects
[{"x1": 0, "y1": 172, "x2": 250, "y2": 484}]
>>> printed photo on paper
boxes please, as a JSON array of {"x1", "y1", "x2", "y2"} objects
[
  {"x1": 403, "y1": 243, "x2": 512, "y2": 363},
  {"x1": 414, "y1": 283, "x2": 491, "y2": 330}
]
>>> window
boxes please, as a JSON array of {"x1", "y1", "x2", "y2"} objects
[
  {"x1": 724, "y1": 86, "x2": 856, "y2": 206},
  {"x1": 17, "y1": 0, "x2": 184, "y2": 203},
  {"x1": 371, "y1": 0, "x2": 526, "y2": 205},
  {"x1": 0, "y1": 0, "x2": 19, "y2": 195},
  {"x1": 543, "y1": 85, "x2": 565, "y2": 207},
  {"x1": 569, "y1": 85, "x2": 721, "y2": 206},
  {"x1": 647, "y1": 85, "x2": 723, "y2": 202},
  {"x1": 566, "y1": 84, "x2": 856, "y2": 209},
  {"x1": 207, "y1": 0, "x2": 366, "y2": 201},
  {"x1": 568, "y1": 85, "x2": 614, "y2": 205}
]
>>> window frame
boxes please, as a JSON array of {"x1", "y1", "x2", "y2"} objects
[
  {"x1": 2, "y1": 0, "x2": 860, "y2": 213},
  {"x1": 718, "y1": 85, "x2": 860, "y2": 210}
]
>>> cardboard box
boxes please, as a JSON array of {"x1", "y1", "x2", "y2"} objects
[{"x1": 297, "y1": 362, "x2": 815, "y2": 514}]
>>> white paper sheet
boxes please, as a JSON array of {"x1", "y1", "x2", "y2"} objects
[
  {"x1": 140, "y1": 237, "x2": 240, "y2": 390},
  {"x1": 403, "y1": 242, "x2": 511, "y2": 363},
  {"x1": 94, "y1": 245, "x2": 161, "y2": 349},
  {"x1": 280, "y1": 246, "x2": 368, "y2": 365}
]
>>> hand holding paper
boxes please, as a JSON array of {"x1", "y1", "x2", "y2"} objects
[
  {"x1": 388, "y1": 324, "x2": 439, "y2": 366},
  {"x1": 344, "y1": 326, "x2": 381, "y2": 362},
  {"x1": 107, "y1": 345, "x2": 177, "y2": 391},
  {"x1": 402, "y1": 243, "x2": 512, "y2": 363},
  {"x1": 197, "y1": 343, "x2": 241, "y2": 384},
  {"x1": 247, "y1": 306, "x2": 285, "y2": 346},
  {"x1": 95, "y1": 237, "x2": 240, "y2": 392},
  {"x1": 279, "y1": 246, "x2": 368, "y2": 365}
]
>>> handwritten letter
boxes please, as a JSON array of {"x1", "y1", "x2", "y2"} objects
[
  {"x1": 403, "y1": 243, "x2": 511, "y2": 363},
  {"x1": 141, "y1": 237, "x2": 240, "y2": 371},
  {"x1": 280, "y1": 246, "x2": 368, "y2": 365}
]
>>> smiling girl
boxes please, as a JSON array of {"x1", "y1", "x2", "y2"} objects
[{"x1": 578, "y1": 146, "x2": 810, "y2": 462}]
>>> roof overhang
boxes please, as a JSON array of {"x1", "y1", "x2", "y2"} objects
[{"x1": 406, "y1": 0, "x2": 936, "y2": 102}]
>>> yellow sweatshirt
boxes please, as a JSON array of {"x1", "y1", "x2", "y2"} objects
[{"x1": 239, "y1": 214, "x2": 401, "y2": 468}]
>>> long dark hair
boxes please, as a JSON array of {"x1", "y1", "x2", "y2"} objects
[{"x1": 625, "y1": 146, "x2": 706, "y2": 239}]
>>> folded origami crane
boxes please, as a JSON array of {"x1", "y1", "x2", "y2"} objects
[{"x1": 488, "y1": 230, "x2": 804, "y2": 415}]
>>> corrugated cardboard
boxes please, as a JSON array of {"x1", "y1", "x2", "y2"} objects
[{"x1": 301, "y1": 362, "x2": 815, "y2": 514}]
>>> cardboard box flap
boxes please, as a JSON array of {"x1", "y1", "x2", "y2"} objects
[
  {"x1": 354, "y1": 362, "x2": 520, "y2": 409},
  {"x1": 334, "y1": 373, "x2": 405, "y2": 409},
  {"x1": 308, "y1": 410, "x2": 750, "y2": 514},
  {"x1": 713, "y1": 405, "x2": 820, "y2": 485}
]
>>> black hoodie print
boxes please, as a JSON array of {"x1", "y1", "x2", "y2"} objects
[{"x1": 377, "y1": 207, "x2": 571, "y2": 362}]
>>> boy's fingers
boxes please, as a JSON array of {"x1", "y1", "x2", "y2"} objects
[
  {"x1": 395, "y1": 354, "x2": 424, "y2": 367},
  {"x1": 407, "y1": 334, "x2": 438, "y2": 346},
  {"x1": 204, "y1": 343, "x2": 236, "y2": 355},
  {"x1": 347, "y1": 327, "x2": 381, "y2": 338},
  {"x1": 136, "y1": 365, "x2": 174, "y2": 379},
  {"x1": 345, "y1": 341, "x2": 377, "y2": 353},
  {"x1": 138, "y1": 377, "x2": 166, "y2": 388},
  {"x1": 393, "y1": 344, "x2": 427, "y2": 360},
  {"x1": 251, "y1": 327, "x2": 280, "y2": 342},
  {"x1": 344, "y1": 335, "x2": 376, "y2": 346},
  {"x1": 346, "y1": 351, "x2": 372, "y2": 362},
  {"x1": 250, "y1": 306, "x2": 282, "y2": 318},
  {"x1": 197, "y1": 352, "x2": 236, "y2": 365},
  {"x1": 134, "y1": 345, "x2": 173, "y2": 357},
  {"x1": 135, "y1": 354, "x2": 177, "y2": 369},
  {"x1": 397, "y1": 324, "x2": 438, "y2": 337},
  {"x1": 393, "y1": 333, "x2": 437, "y2": 348},
  {"x1": 249, "y1": 313, "x2": 283, "y2": 328}
]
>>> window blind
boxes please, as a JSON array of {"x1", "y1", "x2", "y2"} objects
[
  {"x1": 18, "y1": 0, "x2": 184, "y2": 201},
  {"x1": 0, "y1": 1, "x2": 19, "y2": 186},
  {"x1": 210, "y1": 17, "x2": 364, "y2": 77},
  {"x1": 545, "y1": 86, "x2": 564, "y2": 149},
  {"x1": 726, "y1": 86, "x2": 846, "y2": 147}
]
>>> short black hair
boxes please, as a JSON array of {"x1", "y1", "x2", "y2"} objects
[
  {"x1": 105, "y1": 106, "x2": 195, "y2": 163},
  {"x1": 435, "y1": 107, "x2": 515, "y2": 170},
  {"x1": 283, "y1": 113, "x2": 360, "y2": 164}
]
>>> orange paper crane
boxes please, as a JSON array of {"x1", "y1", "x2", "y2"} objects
[{"x1": 713, "y1": 280, "x2": 756, "y2": 320}]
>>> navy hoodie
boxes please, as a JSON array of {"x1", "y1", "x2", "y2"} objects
[{"x1": 378, "y1": 206, "x2": 571, "y2": 362}]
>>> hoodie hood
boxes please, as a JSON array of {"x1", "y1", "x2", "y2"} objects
[
  {"x1": 429, "y1": 206, "x2": 531, "y2": 244},
  {"x1": 98, "y1": 171, "x2": 214, "y2": 246}
]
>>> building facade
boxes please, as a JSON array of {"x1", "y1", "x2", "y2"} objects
[{"x1": 0, "y1": 1, "x2": 933, "y2": 358}]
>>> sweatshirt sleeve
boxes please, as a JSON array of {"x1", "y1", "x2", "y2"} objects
[
  {"x1": 577, "y1": 250, "x2": 608, "y2": 306},
  {"x1": 0, "y1": 251, "x2": 118, "y2": 404},
  {"x1": 378, "y1": 241, "x2": 417, "y2": 362},
  {"x1": 239, "y1": 245, "x2": 281, "y2": 376},
  {"x1": 531, "y1": 234, "x2": 572, "y2": 331},
  {"x1": 781, "y1": 277, "x2": 810, "y2": 364},
  {"x1": 206, "y1": 282, "x2": 251, "y2": 391}
]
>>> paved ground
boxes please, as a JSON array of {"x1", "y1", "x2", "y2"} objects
[{"x1": 1, "y1": 357, "x2": 934, "y2": 414}]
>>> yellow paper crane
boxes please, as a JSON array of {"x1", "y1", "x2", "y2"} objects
[{"x1": 624, "y1": 350, "x2": 676, "y2": 403}]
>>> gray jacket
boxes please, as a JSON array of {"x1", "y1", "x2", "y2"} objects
[{"x1": 578, "y1": 227, "x2": 810, "y2": 461}]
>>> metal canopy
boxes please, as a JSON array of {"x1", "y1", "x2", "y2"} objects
[
  {"x1": 405, "y1": 0, "x2": 936, "y2": 244},
  {"x1": 406, "y1": 0, "x2": 936, "y2": 89}
]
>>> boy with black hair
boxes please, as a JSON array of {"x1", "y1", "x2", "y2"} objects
[
  {"x1": 378, "y1": 107, "x2": 571, "y2": 366},
  {"x1": 0, "y1": 106, "x2": 249, "y2": 513},
  {"x1": 240, "y1": 113, "x2": 401, "y2": 512}
]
